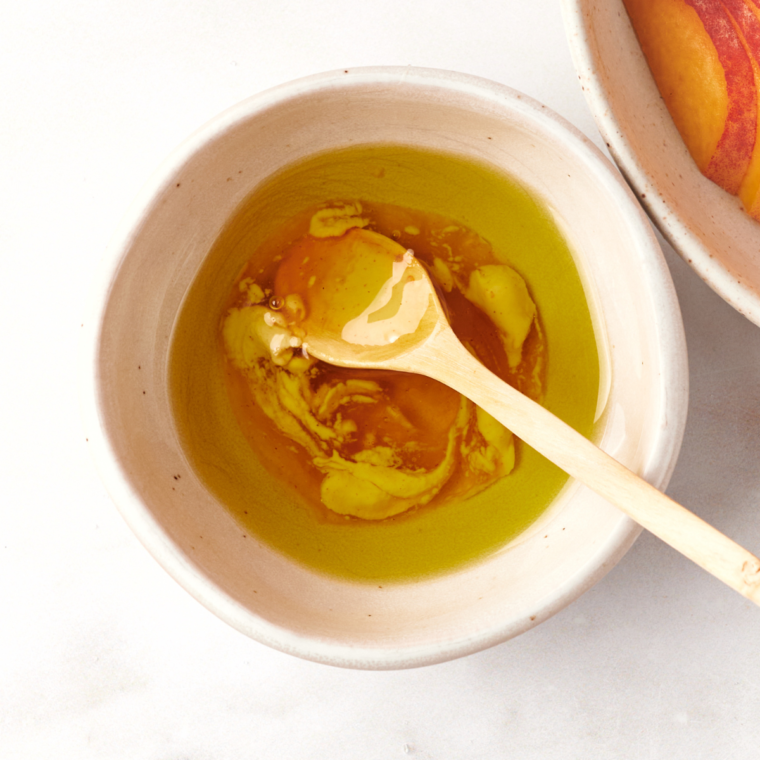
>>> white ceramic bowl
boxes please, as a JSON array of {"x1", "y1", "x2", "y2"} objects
[
  {"x1": 562, "y1": 0, "x2": 760, "y2": 327},
  {"x1": 81, "y1": 67, "x2": 688, "y2": 669}
]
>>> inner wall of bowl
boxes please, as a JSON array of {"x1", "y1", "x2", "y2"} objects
[{"x1": 97, "y1": 72, "x2": 670, "y2": 665}]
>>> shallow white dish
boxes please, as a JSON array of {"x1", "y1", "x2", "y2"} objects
[
  {"x1": 81, "y1": 67, "x2": 688, "y2": 669},
  {"x1": 562, "y1": 0, "x2": 760, "y2": 327}
]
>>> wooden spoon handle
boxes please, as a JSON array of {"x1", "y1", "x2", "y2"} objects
[{"x1": 414, "y1": 326, "x2": 760, "y2": 605}]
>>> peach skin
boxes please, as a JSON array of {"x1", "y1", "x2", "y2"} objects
[
  {"x1": 723, "y1": 0, "x2": 760, "y2": 218},
  {"x1": 685, "y1": 0, "x2": 756, "y2": 194}
]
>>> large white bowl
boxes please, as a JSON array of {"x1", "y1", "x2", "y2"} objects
[
  {"x1": 81, "y1": 67, "x2": 688, "y2": 669},
  {"x1": 562, "y1": 0, "x2": 760, "y2": 327}
]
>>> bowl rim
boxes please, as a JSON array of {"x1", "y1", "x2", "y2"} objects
[{"x1": 81, "y1": 66, "x2": 688, "y2": 669}]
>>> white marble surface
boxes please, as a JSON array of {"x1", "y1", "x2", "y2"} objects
[{"x1": 2, "y1": 0, "x2": 759, "y2": 757}]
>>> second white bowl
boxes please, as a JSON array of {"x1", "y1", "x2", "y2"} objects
[{"x1": 562, "y1": 0, "x2": 760, "y2": 327}]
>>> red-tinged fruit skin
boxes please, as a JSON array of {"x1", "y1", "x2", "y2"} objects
[
  {"x1": 723, "y1": 0, "x2": 760, "y2": 218},
  {"x1": 722, "y1": 0, "x2": 760, "y2": 65},
  {"x1": 686, "y1": 0, "x2": 757, "y2": 195}
]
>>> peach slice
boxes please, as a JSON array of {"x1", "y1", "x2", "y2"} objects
[
  {"x1": 688, "y1": 0, "x2": 757, "y2": 194},
  {"x1": 625, "y1": 0, "x2": 728, "y2": 171},
  {"x1": 624, "y1": 0, "x2": 756, "y2": 195}
]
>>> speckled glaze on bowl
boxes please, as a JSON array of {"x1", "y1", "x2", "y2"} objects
[
  {"x1": 81, "y1": 67, "x2": 688, "y2": 669},
  {"x1": 562, "y1": 0, "x2": 760, "y2": 327}
]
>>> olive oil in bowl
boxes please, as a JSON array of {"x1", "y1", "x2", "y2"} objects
[{"x1": 169, "y1": 145, "x2": 600, "y2": 582}]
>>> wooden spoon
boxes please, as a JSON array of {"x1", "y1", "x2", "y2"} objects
[{"x1": 295, "y1": 229, "x2": 760, "y2": 605}]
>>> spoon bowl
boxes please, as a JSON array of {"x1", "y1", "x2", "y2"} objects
[{"x1": 301, "y1": 248, "x2": 443, "y2": 368}]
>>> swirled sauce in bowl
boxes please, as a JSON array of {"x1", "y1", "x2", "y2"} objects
[{"x1": 169, "y1": 145, "x2": 600, "y2": 581}]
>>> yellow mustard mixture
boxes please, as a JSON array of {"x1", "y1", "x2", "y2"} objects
[{"x1": 221, "y1": 202, "x2": 542, "y2": 521}]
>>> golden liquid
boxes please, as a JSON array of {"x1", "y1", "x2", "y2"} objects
[
  {"x1": 223, "y1": 201, "x2": 546, "y2": 522},
  {"x1": 169, "y1": 145, "x2": 601, "y2": 582}
]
